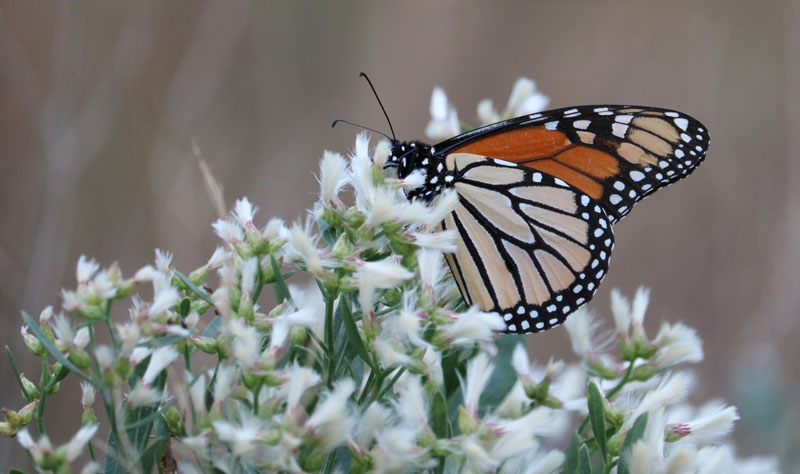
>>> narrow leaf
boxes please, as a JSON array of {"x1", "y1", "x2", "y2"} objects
[
  {"x1": 562, "y1": 433, "x2": 580, "y2": 474},
  {"x1": 21, "y1": 311, "x2": 93, "y2": 383},
  {"x1": 478, "y1": 335, "x2": 524, "y2": 414},
  {"x1": 173, "y1": 270, "x2": 214, "y2": 305},
  {"x1": 202, "y1": 315, "x2": 223, "y2": 339},
  {"x1": 577, "y1": 443, "x2": 593, "y2": 474},
  {"x1": 618, "y1": 413, "x2": 649, "y2": 474},
  {"x1": 431, "y1": 390, "x2": 452, "y2": 439},
  {"x1": 339, "y1": 297, "x2": 373, "y2": 369},
  {"x1": 587, "y1": 381, "x2": 608, "y2": 456},
  {"x1": 5, "y1": 346, "x2": 32, "y2": 402},
  {"x1": 270, "y1": 256, "x2": 293, "y2": 305}
]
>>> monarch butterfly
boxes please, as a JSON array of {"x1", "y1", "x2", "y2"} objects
[{"x1": 338, "y1": 76, "x2": 710, "y2": 334}]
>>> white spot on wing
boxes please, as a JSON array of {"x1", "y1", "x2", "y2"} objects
[
  {"x1": 674, "y1": 118, "x2": 689, "y2": 130},
  {"x1": 545, "y1": 121, "x2": 559, "y2": 130}
]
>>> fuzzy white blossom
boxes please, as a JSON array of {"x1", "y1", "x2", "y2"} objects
[
  {"x1": 477, "y1": 77, "x2": 549, "y2": 126},
  {"x1": 306, "y1": 379, "x2": 356, "y2": 451},
  {"x1": 425, "y1": 86, "x2": 460, "y2": 141},
  {"x1": 319, "y1": 150, "x2": 349, "y2": 205},
  {"x1": 438, "y1": 307, "x2": 505, "y2": 347}
]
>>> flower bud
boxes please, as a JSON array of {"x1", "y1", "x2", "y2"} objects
[
  {"x1": 115, "y1": 278, "x2": 136, "y2": 299},
  {"x1": 68, "y1": 348, "x2": 92, "y2": 370},
  {"x1": 192, "y1": 336, "x2": 219, "y2": 354},
  {"x1": 631, "y1": 363, "x2": 658, "y2": 381},
  {"x1": 46, "y1": 381, "x2": 60, "y2": 396},
  {"x1": 290, "y1": 326, "x2": 308, "y2": 346},
  {"x1": 189, "y1": 266, "x2": 211, "y2": 286},
  {"x1": 457, "y1": 405, "x2": 479, "y2": 435},
  {"x1": 21, "y1": 375, "x2": 39, "y2": 400},
  {"x1": 331, "y1": 233, "x2": 352, "y2": 259},
  {"x1": 18, "y1": 400, "x2": 37, "y2": 426},
  {"x1": 163, "y1": 405, "x2": 182, "y2": 434},
  {"x1": 82, "y1": 407, "x2": 98, "y2": 426},
  {"x1": 52, "y1": 362, "x2": 70, "y2": 382},
  {"x1": 21, "y1": 328, "x2": 45, "y2": 356},
  {"x1": 2, "y1": 408, "x2": 21, "y2": 428},
  {"x1": 0, "y1": 421, "x2": 16, "y2": 437}
]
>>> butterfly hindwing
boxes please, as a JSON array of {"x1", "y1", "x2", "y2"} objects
[
  {"x1": 441, "y1": 154, "x2": 614, "y2": 333},
  {"x1": 437, "y1": 105, "x2": 709, "y2": 223}
]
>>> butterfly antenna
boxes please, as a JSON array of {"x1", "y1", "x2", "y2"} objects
[
  {"x1": 359, "y1": 72, "x2": 396, "y2": 140},
  {"x1": 331, "y1": 119, "x2": 393, "y2": 140}
]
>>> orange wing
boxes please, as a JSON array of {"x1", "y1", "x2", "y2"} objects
[{"x1": 441, "y1": 106, "x2": 709, "y2": 222}]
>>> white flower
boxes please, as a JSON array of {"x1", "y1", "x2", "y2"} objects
[
  {"x1": 94, "y1": 345, "x2": 113, "y2": 369},
  {"x1": 269, "y1": 307, "x2": 320, "y2": 354},
  {"x1": 306, "y1": 379, "x2": 356, "y2": 451},
  {"x1": 128, "y1": 382, "x2": 163, "y2": 407},
  {"x1": 462, "y1": 434, "x2": 499, "y2": 471},
  {"x1": 148, "y1": 283, "x2": 180, "y2": 318},
  {"x1": 155, "y1": 249, "x2": 173, "y2": 274},
  {"x1": 213, "y1": 414, "x2": 264, "y2": 459},
  {"x1": 359, "y1": 257, "x2": 414, "y2": 289},
  {"x1": 240, "y1": 257, "x2": 259, "y2": 300},
  {"x1": 288, "y1": 223, "x2": 324, "y2": 274},
  {"x1": 281, "y1": 363, "x2": 321, "y2": 413},
  {"x1": 133, "y1": 264, "x2": 159, "y2": 283},
  {"x1": 477, "y1": 77, "x2": 550, "y2": 126},
  {"x1": 425, "y1": 87, "x2": 460, "y2": 141},
  {"x1": 653, "y1": 322, "x2": 704, "y2": 368},
  {"x1": 373, "y1": 424, "x2": 431, "y2": 472},
  {"x1": 213, "y1": 364, "x2": 237, "y2": 406},
  {"x1": 212, "y1": 218, "x2": 245, "y2": 246},
  {"x1": 39, "y1": 305, "x2": 54, "y2": 324},
  {"x1": 64, "y1": 424, "x2": 98, "y2": 462},
  {"x1": 505, "y1": 77, "x2": 549, "y2": 117},
  {"x1": 359, "y1": 403, "x2": 390, "y2": 450},
  {"x1": 79, "y1": 461, "x2": 100, "y2": 474},
  {"x1": 142, "y1": 346, "x2": 179, "y2": 386},
  {"x1": 421, "y1": 348, "x2": 443, "y2": 386},
  {"x1": 563, "y1": 308, "x2": 609, "y2": 359},
  {"x1": 626, "y1": 373, "x2": 690, "y2": 430},
  {"x1": 80, "y1": 381, "x2": 96, "y2": 408},
  {"x1": 669, "y1": 402, "x2": 739, "y2": 444},
  {"x1": 319, "y1": 150, "x2": 349, "y2": 205},
  {"x1": 232, "y1": 197, "x2": 257, "y2": 227},
  {"x1": 227, "y1": 318, "x2": 262, "y2": 368},
  {"x1": 188, "y1": 373, "x2": 207, "y2": 415},
  {"x1": 76, "y1": 255, "x2": 100, "y2": 283},
  {"x1": 461, "y1": 352, "x2": 494, "y2": 416},
  {"x1": 437, "y1": 307, "x2": 505, "y2": 347},
  {"x1": 374, "y1": 336, "x2": 413, "y2": 368},
  {"x1": 611, "y1": 287, "x2": 650, "y2": 337},
  {"x1": 500, "y1": 449, "x2": 564, "y2": 474},
  {"x1": 262, "y1": 218, "x2": 286, "y2": 242},
  {"x1": 411, "y1": 231, "x2": 457, "y2": 252},
  {"x1": 392, "y1": 375, "x2": 428, "y2": 428}
]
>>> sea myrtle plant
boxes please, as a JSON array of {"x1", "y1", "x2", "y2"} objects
[{"x1": 3, "y1": 79, "x2": 778, "y2": 473}]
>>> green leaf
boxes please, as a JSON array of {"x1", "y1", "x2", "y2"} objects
[
  {"x1": 441, "y1": 348, "x2": 461, "y2": 398},
  {"x1": 323, "y1": 446, "x2": 352, "y2": 474},
  {"x1": 430, "y1": 390, "x2": 452, "y2": 439},
  {"x1": 177, "y1": 297, "x2": 191, "y2": 317},
  {"x1": 202, "y1": 315, "x2": 223, "y2": 338},
  {"x1": 270, "y1": 256, "x2": 293, "y2": 305},
  {"x1": 317, "y1": 217, "x2": 339, "y2": 248},
  {"x1": 478, "y1": 334, "x2": 524, "y2": 414},
  {"x1": 103, "y1": 428, "x2": 126, "y2": 474},
  {"x1": 140, "y1": 415, "x2": 170, "y2": 474},
  {"x1": 5, "y1": 346, "x2": 32, "y2": 402},
  {"x1": 617, "y1": 413, "x2": 648, "y2": 474},
  {"x1": 561, "y1": 433, "x2": 580, "y2": 474},
  {"x1": 173, "y1": 270, "x2": 214, "y2": 305},
  {"x1": 21, "y1": 311, "x2": 93, "y2": 383},
  {"x1": 148, "y1": 334, "x2": 190, "y2": 347},
  {"x1": 577, "y1": 443, "x2": 593, "y2": 474},
  {"x1": 338, "y1": 296, "x2": 374, "y2": 369},
  {"x1": 587, "y1": 381, "x2": 608, "y2": 456},
  {"x1": 10, "y1": 469, "x2": 32, "y2": 474}
]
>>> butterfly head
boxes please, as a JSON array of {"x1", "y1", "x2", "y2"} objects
[{"x1": 386, "y1": 140, "x2": 450, "y2": 201}]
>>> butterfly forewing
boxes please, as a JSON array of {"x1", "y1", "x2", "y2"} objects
[
  {"x1": 441, "y1": 154, "x2": 614, "y2": 333},
  {"x1": 439, "y1": 105, "x2": 709, "y2": 223}
]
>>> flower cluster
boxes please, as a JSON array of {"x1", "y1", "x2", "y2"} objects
[{"x1": 3, "y1": 80, "x2": 779, "y2": 474}]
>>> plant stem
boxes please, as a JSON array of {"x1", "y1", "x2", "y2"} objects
[{"x1": 606, "y1": 361, "x2": 635, "y2": 400}]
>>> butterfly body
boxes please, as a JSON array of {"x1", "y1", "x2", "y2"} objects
[{"x1": 386, "y1": 105, "x2": 708, "y2": 333}]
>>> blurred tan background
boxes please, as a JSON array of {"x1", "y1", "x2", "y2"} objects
[{"x1": 1, "y1": 0, "x2": 798, "y2": 470}]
